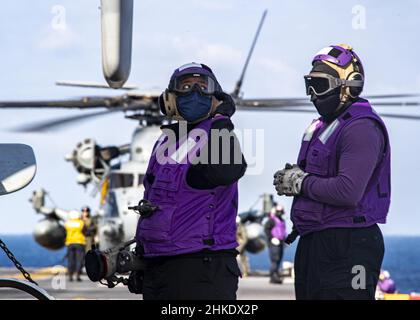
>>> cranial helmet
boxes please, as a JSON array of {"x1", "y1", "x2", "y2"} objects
[
  {"x1": 69, "y1": 210, "x2": 82, "y2": 220},
  {"x1": 159, "y1": 62, "x2": 223, "y2": 122},
  {"x1": 305, "y1": 44, "x2": 364, "y2": 105},
  {"x1": 270, "y1": 204, "x2": 285, "y2": 216}
]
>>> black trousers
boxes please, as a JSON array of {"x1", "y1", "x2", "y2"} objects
[
  {"x1": 67, "y1": 244, "x2": 85, "y2": 275},
  {"x1": 294, "y1": 224, "x2": 384, "y2": 300},
  {"x1": 142, "y1": 254, "x2": 241, "y2": 300},
  {"x1": 268, "y1": 243, "x2": 284, "y2": 276}
]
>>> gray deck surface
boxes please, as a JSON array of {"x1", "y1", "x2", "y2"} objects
[{"x1": 0, "y1": 268, "x2": 295, "y2": 300}]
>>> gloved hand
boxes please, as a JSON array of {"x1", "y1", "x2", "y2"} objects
[
  {"x1": 213, "y1": 91, "x2": 236, "y2": 117},
  {"x1": 127, "y1": 270, "x2": 144, "y2": 294},
  {"x1": 273, "y1": 163, "x2": 308, "y2": 196}
]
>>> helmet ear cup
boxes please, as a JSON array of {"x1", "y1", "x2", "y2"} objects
[
  {"x1": 158, "y1": 92, "x2": 167, "y2": 115},
  {"x1": 346, "y1": 72, "x2": 364, "y2": 98},
  {"x1": 159, "y1": 89, "x2": 179, "y2": 118}
]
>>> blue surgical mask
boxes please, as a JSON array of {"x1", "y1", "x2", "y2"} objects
[{"x1": 176, "y1": 92, "x2": 212, "y2": 123}]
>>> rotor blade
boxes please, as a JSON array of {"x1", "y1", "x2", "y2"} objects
[
  {"x1": 237, "y1": 97, "x2": 420, "y2": 109},
  {"x1": 237, "y1": 105, "x2": 312, "y2": 112},
  {"x1": 237, "y1": 92, "x2": 420, "y2": 108},
  {"x1": 376, "y1": 113, "x2": 420, "y2": 120},
  {"x1": 365, "y1": 93, "x2": 420, "y2": 99},
  {"x1": 11, "y1": 100, "x2": 152, "y2": 132},
  {"x1": 56, "y1": 80, "x2": 139, "y2": 90},
  {"x1": 231, "y1": 10, "x2": 267, "y2": 98},
  {"x1": 237, "y1": 98, "x2": 311, "y2": 107},
  {"x1": 12, "y1": 109, "x2": 119, "y2": 132},
  {"x1": 371, "y1": 101, "x2": 420, "y2": 106},
  {"x1": 0, "y1": 98, "x2": 112, "y2": 109},
  {"x1": 279, "y1": 109, "x2": 420, "y2": 120},
  {"x1": 238, "y1": 106, "x2": 420, "y2": 120}
]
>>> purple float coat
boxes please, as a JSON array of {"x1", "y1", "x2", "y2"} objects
[
  {"x1": 270, "y1": 214, "x2": 287, "y2": 241},
  {"x1": 136, "y1": 116, "x2": 239, "y2": 257},
  {"x1": 378, "y1": 278, "x2": 396, "y2": 294},
  {"x1": 291, "y1": 99, "x2": 391, "y2": 235},
  {"x1": 302, "y1": 118, "x2": 384, "y2": 206}
]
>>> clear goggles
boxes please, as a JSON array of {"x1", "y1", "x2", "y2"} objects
[
  {"x1": 304, "y1": 72, "x2": 363, "y2": 96},
  {"x1": 172, "y1": 73, "x2": 217, "y2": 96}
]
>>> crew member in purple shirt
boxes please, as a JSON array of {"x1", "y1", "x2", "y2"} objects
[{"x1": 273, "y1": 44, "x2": 391, "y2": 300}]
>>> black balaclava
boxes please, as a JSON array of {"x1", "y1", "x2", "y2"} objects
[{"x1": 310, "y1": 61, "x2": 350, "y2": 123}]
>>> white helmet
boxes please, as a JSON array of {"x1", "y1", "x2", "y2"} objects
[{"x1": 69, "y1": 210, "x2": 82, "y2": 220}]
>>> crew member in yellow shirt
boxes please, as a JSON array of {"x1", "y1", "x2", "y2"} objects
[{"x1": 65, "y1": 210, "x2": 86, "y2": 282}]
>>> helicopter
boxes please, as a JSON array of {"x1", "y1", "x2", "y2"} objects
[{"x1": 2, "y1": 6, "x2": 420, "y2": 254}]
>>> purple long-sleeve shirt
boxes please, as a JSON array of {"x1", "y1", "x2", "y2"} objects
[{"x1": 302, "y1": 118, "x2": 385, "y2": 207}]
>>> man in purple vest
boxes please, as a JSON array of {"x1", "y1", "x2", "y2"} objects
[
  {"x1": 378, "y1": 270, "x2": 396, "y2": 294},
  {"x1": 264, "y1": 204, "x2": 287, "y2": 284},
  {"x1": 273, "y1": 44, "x2": 391, "y2": 300},
  {"x1": 130, "y1": 63, "x2": 246, "y2": 300}
]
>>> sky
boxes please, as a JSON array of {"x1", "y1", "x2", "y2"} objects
[{"x1": 1, "y1": 0, "x2": 420, "y2": 235}]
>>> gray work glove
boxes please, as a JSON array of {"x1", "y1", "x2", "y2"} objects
[{"x1": 273, "y1": 163, "x2": 309, "y2": 196}]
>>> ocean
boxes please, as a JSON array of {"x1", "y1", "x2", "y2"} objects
[{"x1": 1, "y1": 235, "x2": 419, "y2": 294}]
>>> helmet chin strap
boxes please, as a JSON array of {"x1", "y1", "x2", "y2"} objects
[
  {"x1": 337, "y1": 87, "x2": 349, "y2": 110},
  {"x1": 210, "y1": 96, "x2": 223, "y2": 116},
  {"x1": 334, "y1": 95, "x2": 354, "y2": 120}
]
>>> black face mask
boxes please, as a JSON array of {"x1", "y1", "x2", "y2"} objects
[{"x1": 311, "y1": 87, "x2": 341, "y2": 123}]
